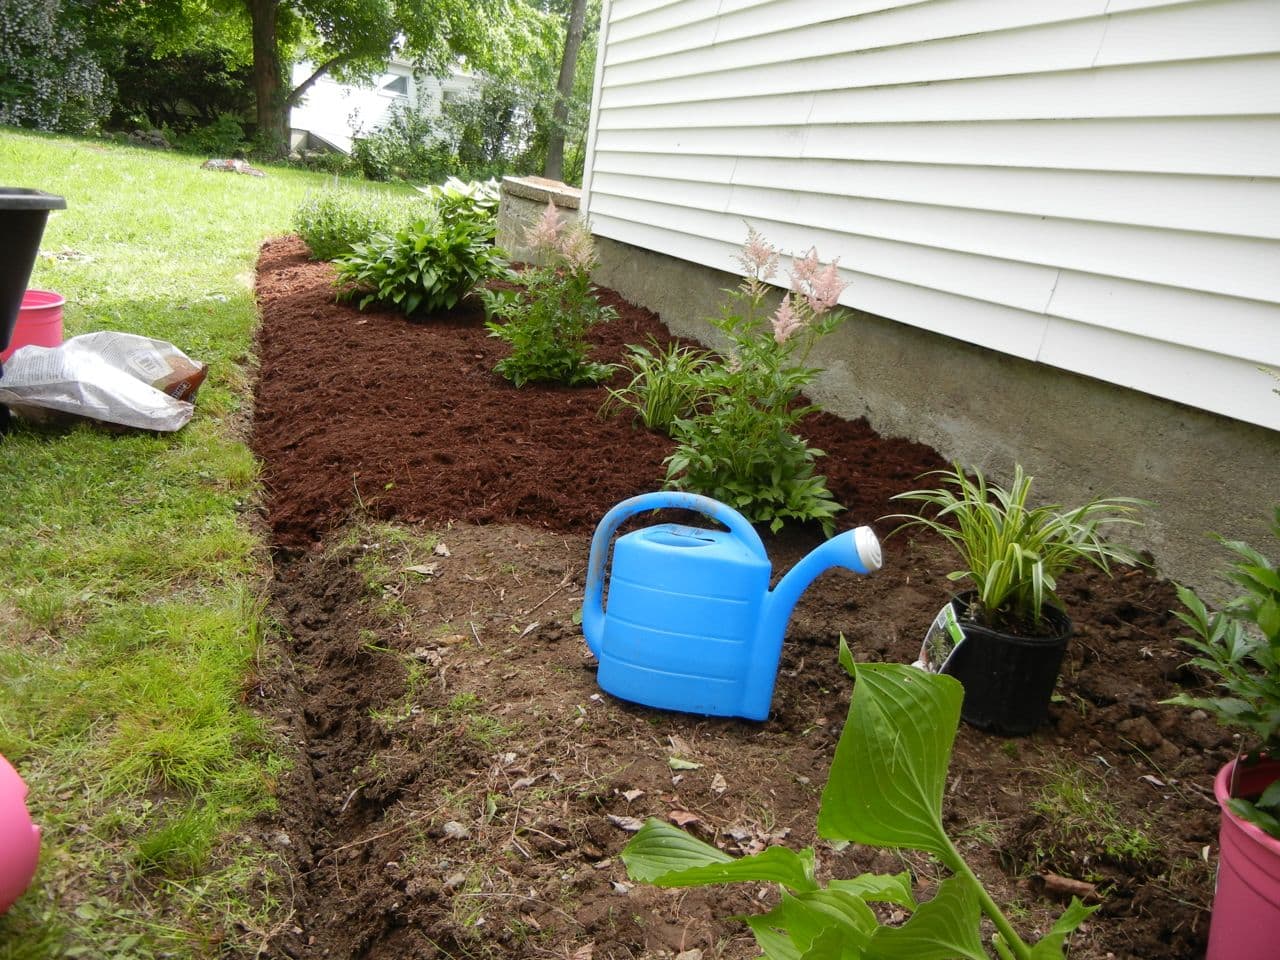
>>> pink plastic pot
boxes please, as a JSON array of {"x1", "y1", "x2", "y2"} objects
[
  {"x1": 1207, "y1": 757, "x2": 1280, "y2": 959},
  {"x1": 0, "y1": 289, "x2": 64, "y2": 362},
  {"x1": 0, "y1": 753, "x2": 40, "y2": 915}
]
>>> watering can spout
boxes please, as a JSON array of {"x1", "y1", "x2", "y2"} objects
[{"x1": 764, "y1": 527, "x2": 882, "y2": 634}]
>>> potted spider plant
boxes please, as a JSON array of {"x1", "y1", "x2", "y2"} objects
[
  {"x1": 1165, "y1": 508, "x2": 1280, "y2": 960},
  {"x1": 887, "y1": 464, "x2": 1146, "y2": 735}
]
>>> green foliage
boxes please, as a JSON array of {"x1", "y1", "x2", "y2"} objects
[
  {"x1": 334, "y1": 214, "x2": 507, "y2": 317},
  {"x1": 622, "y1": 654, "x2": 1096, "y2": 960},
  {"x1": 887, "y1": 464, "x2": 1146, "y2": 634},
  {"x1": 0, "y1": 0, "x2": 113, "y2": 133},
  {"x1": 105, "y1": 41, "x2": 254, "y2": 135},
  {"x1": 352, "y1": 98, "x2": 453, "y2": 183},
  {"x1": 425, "y1": 176, "x2": 502, "y2": 228},
  {"x1": 293, "y1": 188, "x2": 426, "y2": 261},
  {"x1": 1165, "y1": 508, "x2": 1280, "y2": 837},
  {"x1": 601, "y1": 337, "x2": 714, "y2": 432},
  {"x1": 664, "y1": 232, "x2": 847, "y2": 535},
  {"x1": 481, "y1": 209, "x2": 614, "y2": 386},
  {"x1": 169, "y1": 113, "x2": 249, "y2": 155}
]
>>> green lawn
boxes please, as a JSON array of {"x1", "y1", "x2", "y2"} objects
[{"x1": 0, "y1": 130, "x2": 412, "y2": 957}]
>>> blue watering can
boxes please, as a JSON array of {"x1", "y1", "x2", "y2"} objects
[{"x1": 582, "y1": 492, "x2": 882, "y2": 721}]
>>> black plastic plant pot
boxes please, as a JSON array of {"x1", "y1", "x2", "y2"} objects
[
  {"x1": 0, "y1": 188, "x2": 67, "y2": 353},
  {"x1": 940, "y1": 593, "x2": 1072, "y2": 737}
]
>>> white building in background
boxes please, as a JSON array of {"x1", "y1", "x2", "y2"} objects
[
  {"x1": 289, "y1": 60, "x2": 477, "y2": 155},
  {"x1": 580, "y1": 0, "x2": 1280, "y2": 433}
]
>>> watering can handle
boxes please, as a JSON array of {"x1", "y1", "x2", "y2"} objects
[{"x1": 581, "y1": 492, "x2": 767, "y2": 657}]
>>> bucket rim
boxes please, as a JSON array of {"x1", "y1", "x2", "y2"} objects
[{"x1": 20, "y1": 289, "x2": 65, "y2": 309}]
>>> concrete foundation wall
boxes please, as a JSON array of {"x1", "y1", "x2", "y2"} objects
[
  {"x1": 592, "y1": 235, "x2": 1280, "y2": 598},
  {"x1": 496, "y1": 177, "x2": 581, "y2": 266}
]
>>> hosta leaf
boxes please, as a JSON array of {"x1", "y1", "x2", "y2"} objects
[
  {"x1": 817, "y1": 663, "x2": 963, "y2": 862},
  {"x1": 623, "y1": 818, "x2": 817, "y2": 891},
  {"x1": 864, "y1": 876, "x2": 986, "y2": 960},
  {"x1": 829, "y1": 872, "x2": 917, "y2": 910}
]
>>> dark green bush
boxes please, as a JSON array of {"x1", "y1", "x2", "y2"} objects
[{"x1": 333, "y1": 214, "x2": 508, "y2": 317}]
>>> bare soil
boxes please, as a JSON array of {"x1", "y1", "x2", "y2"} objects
[{"x1": 248, "y1": 236, "x2": 1228, "y2": 960}]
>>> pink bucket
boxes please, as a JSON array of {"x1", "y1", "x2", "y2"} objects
[
  {"x1": 1207, "y1": 757, "x2": 1280, "y2": 959},
  {"x1": 1, "y1": 289, "x2": 64, "y2": 362}
]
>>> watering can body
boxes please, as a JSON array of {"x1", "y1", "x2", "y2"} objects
[{"x1": 582, "y1": 492, "x2": 881, "y2": 720}]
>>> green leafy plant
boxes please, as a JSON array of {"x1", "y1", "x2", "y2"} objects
[
  {"x1": 480, "y1": 201, "x2": 615, "y2": 387},
  {"x1": 426, "y1": 176, "x2": 502, "y2": 229},
  {"x1": 333, "y1": 214, "x2": 508, "y2": 317},
  {"x1": 601, "y1": 336, "x2": 714, "y2": 432},
  {"x1": 623, "y1": 650, "x2": 1095, "y2": 959},
  {"x1": 887, "y1": 464, "x2": 1145, "y2": 634},
  {"x1": 293, "y1": 189, "x2": 427, "y2": 262},
  {"x1": 663, "y1": 230, "x2": 847, "y2": 534},
  {"x1": 1165, "y1": 508, "x2": 1280, "y2": 837}
]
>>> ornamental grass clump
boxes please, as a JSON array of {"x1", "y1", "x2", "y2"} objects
[
  {"x1": 663, "y1": 229, "x2": 848, "y2": 534},
  {"x1": 601, "y1": 337, "x2": 714, "y2": 432},
  {"x1": 1165, "y1": 508, "x2": 1280, "y2": 837},
  {"x1": 887, "y1": 464, "x2": 1146, "y2": 635},
  {"x1": 293, "y1": 189, "x2": 427, "y2": 261},
  {"x1": 481, "y1": 201, "x2": 616, "y2": 387}
]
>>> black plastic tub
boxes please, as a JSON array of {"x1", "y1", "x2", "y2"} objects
[{"x1": 1, "y1": 188, "x2": 67, "y2": 353}]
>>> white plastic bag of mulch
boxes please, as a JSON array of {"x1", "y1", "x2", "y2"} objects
[{"x1": 0, "y1": 332, "x2": 208, "y2": 432}]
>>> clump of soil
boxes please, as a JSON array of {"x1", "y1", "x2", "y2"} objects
[{"x1": 249, "y1": 237, "x2": 1229, "y2": 959}]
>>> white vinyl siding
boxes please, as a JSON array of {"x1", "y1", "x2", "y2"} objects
[{"x1": 582, "y1": 0, "x2": 1280, "y2": 430}]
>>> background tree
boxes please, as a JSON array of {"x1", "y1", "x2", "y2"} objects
[
  {"x1": 543, "y1": 0, "x2": 586, "y2": 181},
  {"x1": 0, "y1": 0, "x2": 112, "y2": 133}
]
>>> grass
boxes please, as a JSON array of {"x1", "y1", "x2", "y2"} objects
[{"x1": 0, "y1": 129, "x2": 415, "y2": 957}]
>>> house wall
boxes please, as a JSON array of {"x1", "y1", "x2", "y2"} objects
[{"x1": 579, "y1": 0, "x2": 1280, "y2": 589}]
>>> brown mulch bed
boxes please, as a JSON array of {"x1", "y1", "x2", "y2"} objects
[{"x1": 247, "y1": 236, "x2": 1229, "y2": 960}]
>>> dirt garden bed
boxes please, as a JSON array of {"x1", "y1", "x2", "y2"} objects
[{"x1": 248, "y1": 236, "x2": 1230, "y2": 959}]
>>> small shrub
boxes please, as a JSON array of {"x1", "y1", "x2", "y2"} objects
[
  {"x1": 170, "y1": 114, "x2": 249, "y2": 156},
  {"x1": 664, "y1": 229, "x2": 848, "y2": 534},
  {"x1": 425, "y1": 177, "x2": 501, "y2": 230},
  {"x1": 351, "y1": 100, "x2": 452, "y2": 183},
  {"x1": 602, "y1": 337, "x2": 714, "y2": 432},
  {"x1": 480, "y1": 202, "x2": 615, "y2": 387},
  {"x1": 293, "y1": 190, "x2": 427, "y2": 262},
  {"x1": 333, "y1": 215, "x2": 508, "y2": 317}
]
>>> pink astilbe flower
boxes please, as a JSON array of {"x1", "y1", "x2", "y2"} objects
[
  {"x1": 771, "y1": 295, "x2": 804, "y2": 345},
  {"x1": 736, "y1": 227, "x2": 780, "y2": 280},
  {"x1": 525, "y1": 199, "x2": 563, "y2": 253},
  {"x1": 806, "y1": 260, "x2": 846, "y2": 315},
  {"x1": 789, "y1": 247, "x2": 821, "y2": 293},
  {"x1": 556, "y1": 223, "x2": 596, "y2": 274}
]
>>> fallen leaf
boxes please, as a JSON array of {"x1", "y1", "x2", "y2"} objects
[
  {"x1": 511, "y1": 776, "x2": 538, "y2": 790},
  {"x1": 607, "y1": 815, "x2": 645, "y2": 832},
  {"x1": 668, "y1": 757, "x2": 701, "y2": 771},
  {"x1": 592, "y1": 859, "x2": 613, "y2": 870},
  {"x1": 611, "y1": 881, "x2": 633, "y2": 894},
  {"x1": 621, "y1": 788, "x2": 644, "y2": 802},
  {"x1": 434, "y1": 542, "x2": 451, "y2": 557},
  {"x1": 571, "y1": 945, "x2": 595, "y2": 960},
  {"x1": 442, "y1": 820, "x2": 471, "y2": 840},
  {"x1": 403, "y1": 563, "x2": 440, "y2": 577},
  {"x1": 711, "y1": 774, "x2": 727, "y2": 795},
  {"x1": 669, "y1": 810, "x2": 700, "y2": 827},
  {"x1": 520, "y1": 621, "x2": 541, "y2": 638},
  {"x1": 1140, "y1": 774, "x2": 1166, "y2": 788}
]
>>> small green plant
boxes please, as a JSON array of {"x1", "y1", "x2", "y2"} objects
[
  {"x1": 333, "y1": 214, "x2": 508, "y2": 317},
  {"x1": 481, "y1": 201, "x2": 616, "y2": 387},
  {"x1": 623, "y1": 648, "x2": 1095, "y2": 959},
  {"x1": 887, "y1": 464, "x2": 1146, "y2": 634},
  {"x1": 1030, "y1": 766, "x2": 1159, "y2": 874},
  {"x1": 293, "y1": 189, "x2": 426, "y2": 261},
  {"x1": 1165, "y1": 508, "x2": 1280, "y2": 837},
  {"x1": 663, "y1": 230, "x2": 848, "y2": 534},
  {"x1": 426, "y1": 177, "x2": 501, "y2": 228},
  {"x1": 601, "y1": 336, "x2": 714, "y2": 432}
]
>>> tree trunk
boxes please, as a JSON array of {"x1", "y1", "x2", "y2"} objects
[
  {"x1": 247, "y1": 0, "x2": 286, "y2": 154},
  {"x1": 543, "y1": 0, "x2": 587, "y2": 183}
]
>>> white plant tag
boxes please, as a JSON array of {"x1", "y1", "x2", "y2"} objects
[{"x1": 915, "y1": 602, "x2": 966, "y2": 673}]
